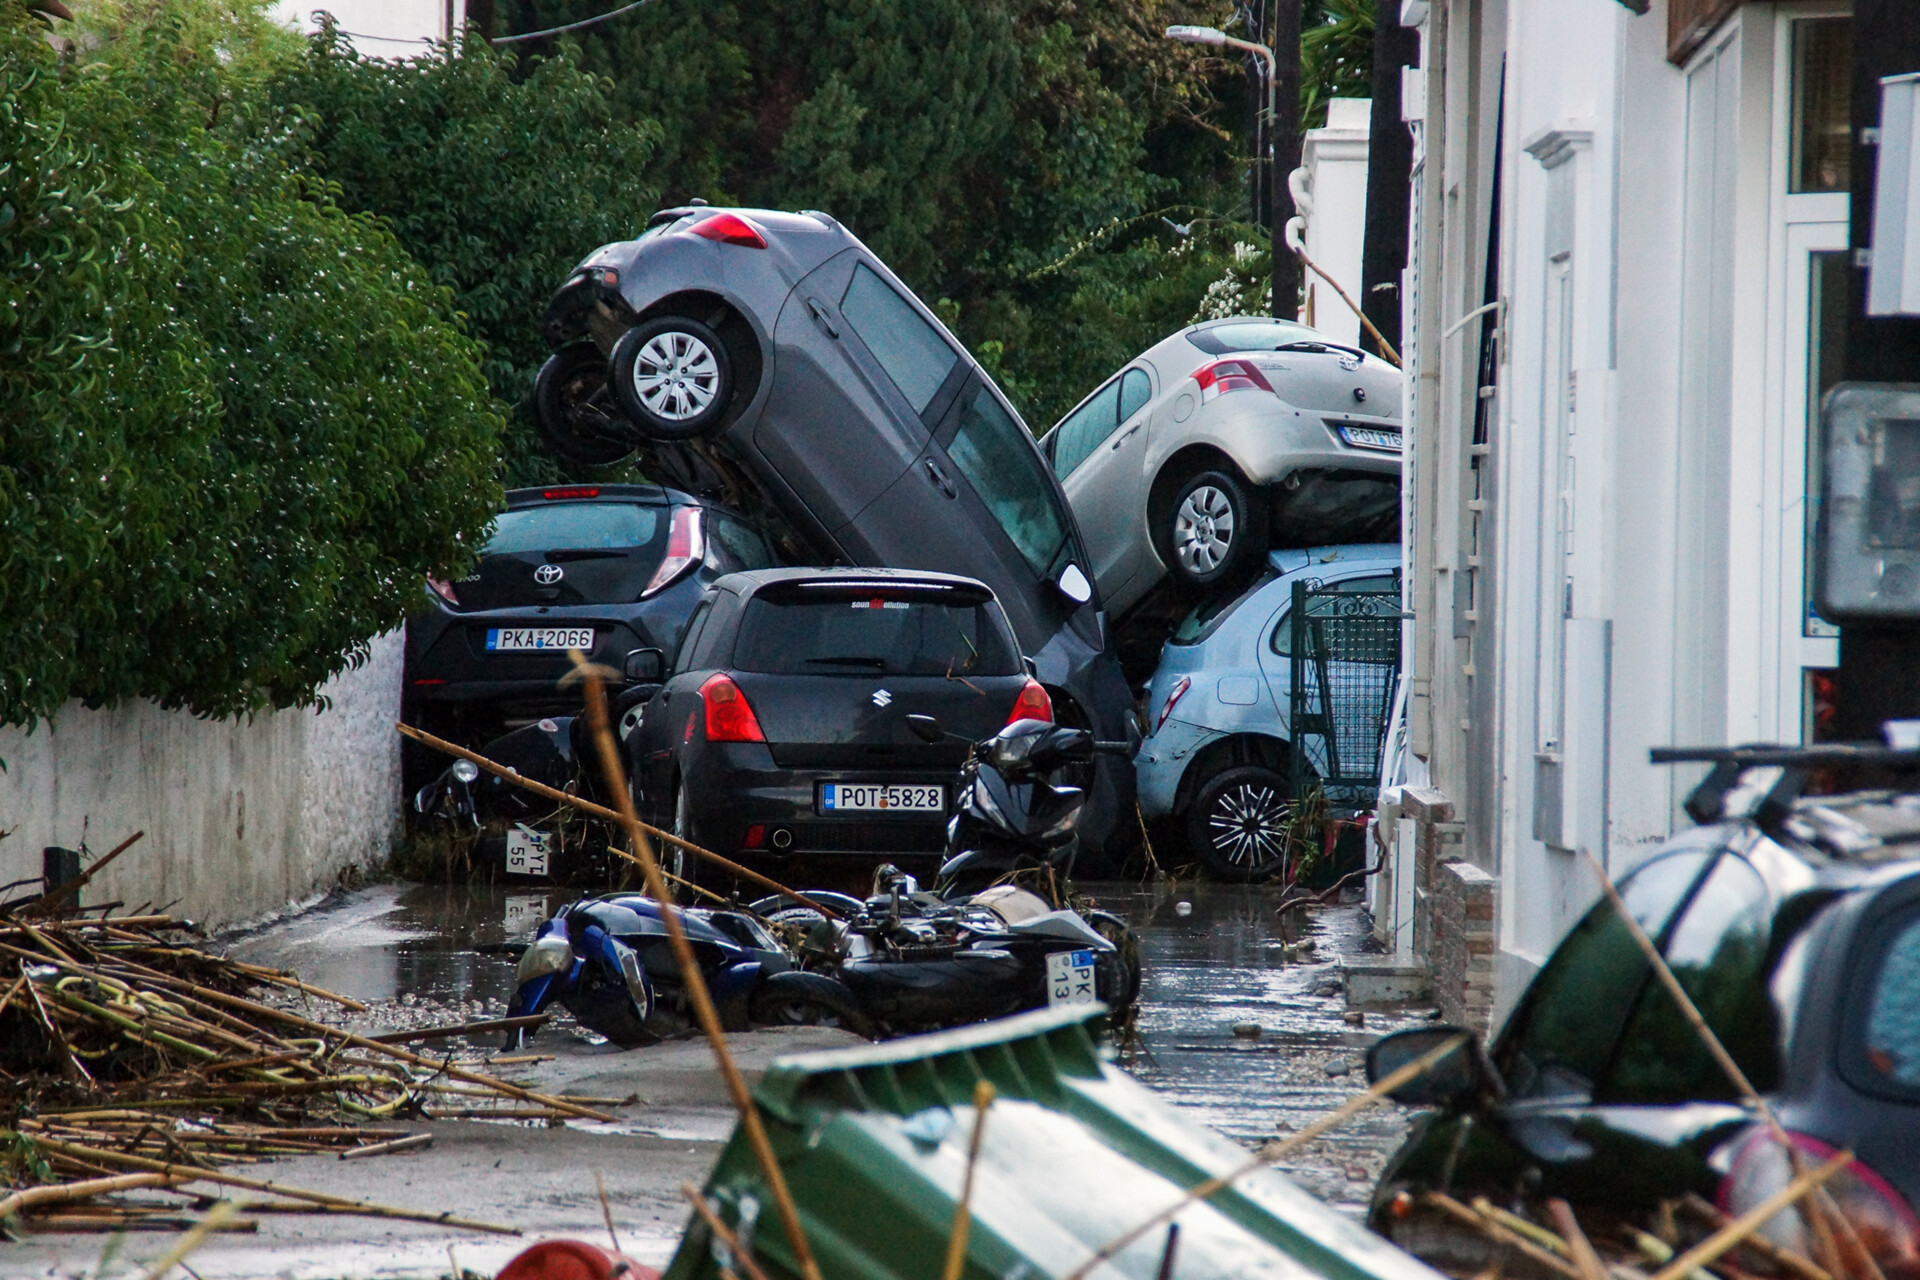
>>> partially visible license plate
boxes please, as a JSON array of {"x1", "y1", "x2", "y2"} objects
[
  {"x1": 816, "y1": 783, "x2": 944, "y2": 814},
  {"x1": 1046, "y1": 950, "x2": 1098, "y2": 1007},
  {"x1": 505, "y1": 825, "x2": 551, "y2": 877},
  {"x1": 1337, "y1": 424, "x2": 1403, "y2": 452},
  {"x1": 486, "y1": 627, "x2": 595, "y2": 652}
]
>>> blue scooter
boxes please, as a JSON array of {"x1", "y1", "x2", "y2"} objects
[{"x1": 505, "y1": 894, "x2": 863, "y2": 1048}]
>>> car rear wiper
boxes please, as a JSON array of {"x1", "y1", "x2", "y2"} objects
[
  {"x1": 543, "y1": 548, "x2": 634, "y2": 562},
  {"x1": 1271, "y1": 340, "x2": 1370, "y2": 363},
  {"x1": 804, "y1": 656, "x2": 888, "y2": 668}
]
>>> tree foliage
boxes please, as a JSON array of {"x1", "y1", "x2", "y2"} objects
[
  {"x1": 0, "y1": 0, "x2": 504, "y2": 724},
  {"x1": 271, "y1": 25, "x2": 661, "y2": 484}
]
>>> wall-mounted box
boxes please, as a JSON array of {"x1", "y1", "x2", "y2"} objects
[
  {"x1": 1868, "y1": 73, "x2": 1920, "y2": 317},
  {"x1": 1816, "y1": 383, "x2": 1920, "y2": 622}
]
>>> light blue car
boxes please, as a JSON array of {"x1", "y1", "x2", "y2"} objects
[{"x1": 1135, "y1": 543, "x2": 1400, "y2": 880}]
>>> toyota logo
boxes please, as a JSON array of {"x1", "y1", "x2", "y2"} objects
[{"x1": 533, "y1": 564, "x2": 564, "y2": 585}]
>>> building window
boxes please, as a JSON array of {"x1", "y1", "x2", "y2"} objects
[
  {"x1": 1805, "y1": 250, "x2": 1850, "y2": 637},
  {"x1": 1790, "y1": 18, "x2": 1852, "y2": 194}
]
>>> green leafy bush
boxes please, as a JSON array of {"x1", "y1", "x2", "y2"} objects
[
  {"x1": 272, "y1": 23, "x2": 662, "y2": 485},
  {"x1": 0, "y1": 0, "x2": 504, "y2": 724}
]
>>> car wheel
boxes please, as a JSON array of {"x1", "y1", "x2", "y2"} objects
[
  {"x1": 1186, "y1": 764, "x2": 1293, "y2": 882},
  {"x1": 1159, "y1": 466, "x2": 1267, "y2": 593},
  {"x1": 749, "y1": 972, "x2": 869, "y2": 1037},
  {"x1": 665, "y1": 782, "x2": 703, "y2": 889},
  {"x1": 533, "y1": 344, "x2": 636, "y2": 465},
  {"x1": 609, "y1": 316, "x2": 734, "y2": 441}
]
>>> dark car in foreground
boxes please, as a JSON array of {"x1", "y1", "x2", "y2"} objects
[
  {"x1": 534, "y1": 205, "x2": 1137, "y2": 862},
  {"x1": 1365, "y1": 749, "x2": 1920, "y2": 1279},
  {"x1": 625, "y1": 567, "x2": 1055, "y2": 877},
  {"x1": 403, "y1": 484, "x2": 776, "y2": 779}
]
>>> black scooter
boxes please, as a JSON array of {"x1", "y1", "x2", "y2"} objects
[{"x1": 753, "y1": 715, "x2": 1143, "y2": 1036}]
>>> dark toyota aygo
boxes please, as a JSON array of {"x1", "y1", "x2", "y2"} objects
[{"x1": 1366, "y1": 747, "x2": 1920, "y2": 1280}]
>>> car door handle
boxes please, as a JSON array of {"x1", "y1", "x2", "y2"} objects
[
  {"x1": 923, "y1": 459, "x2": 957, "y2": 499},
  {"x1": 805, "y1": 296, "x2": 839, "y2": 338},
  {"x1": 1112, "y1": 422, "x2": 1142, "y2": 449}
]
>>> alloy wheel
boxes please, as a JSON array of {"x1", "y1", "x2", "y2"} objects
[
  {"x1": 1205, "y1": 779, "x2": 1289, "y2": 870},
  {"x1": 629, "y1": 331, "x2": 721, "y2": 422},
  {"x1": 1173, "y1": 484, "x2": 1236, "y2": 575}
]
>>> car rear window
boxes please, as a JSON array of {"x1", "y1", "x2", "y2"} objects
[
  {"x1": 732, "y1": 588, "x2": 1020, "y2": 677},
  {"x1": 484, "y1": 503, "x2": 662, "y2": 555},
  {"x1": 842, "y1": 264, "x2": 957, "y2": 414},
  {"x1": 1853, "y1": 908, "x2": 1920, "y2": 1093},
  {"x1": 946, "y1": 385, "x2": 1071, "y2": 575},
  {"x1": 1269, "y1": 574, "x2": 1400, "y2": 655},
  {"x1": 1170, "y1": 571, "x2": 1276, "y2": 646},
  {"x1": 1187, "y1": 319, "x2": 1328, "y2": 356}
]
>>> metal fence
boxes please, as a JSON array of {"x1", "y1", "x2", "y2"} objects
[{"x1": 1288, "y1": 584, "x2": 1406, "y2": 810}]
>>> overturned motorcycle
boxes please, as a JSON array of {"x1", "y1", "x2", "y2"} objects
[{"x1": 504, "y1": 894, "x2": 861, "y2": 1047}]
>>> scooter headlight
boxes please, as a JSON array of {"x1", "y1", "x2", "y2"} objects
[
  {"x1": 515, "y1": 931, "x2": 574, "y2": 984},
  {"x1": 452, "y1": 759, "x2": 480, "y2": 784}
]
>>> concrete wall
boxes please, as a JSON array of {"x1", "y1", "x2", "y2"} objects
[
  {"x1": 0, "y1": 633, "x2": 403, "y2": 928},
  {"x1": 1299, "y1": 98, "x2": 1374, "y2": 346}
]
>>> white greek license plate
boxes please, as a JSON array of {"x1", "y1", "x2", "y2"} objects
[
  {"x1": 504, "y1": 825, "x2": 551, "y2": 877},
  {"x1": 816, "y1": 783, "x2": 944, "y2": 814},
  {"x1": 503, "y1": 893, "x2": 548, "y2": 936},
  {"x1": 486, "y1": 627, "x2": 595, "y2": 652},
  {"x1": 1338, "y1": 424, "x2": 1403, "y2": 453},
  {"x1": 1046, "y1": 950, "x2": 1098, "y2": 1007}
]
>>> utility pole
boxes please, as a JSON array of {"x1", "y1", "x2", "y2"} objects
[{"x1": 1272, "y1": 0, "x2": 1302, "y2": 321}]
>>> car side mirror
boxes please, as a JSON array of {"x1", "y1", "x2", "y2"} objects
[
  {"x1": 1364, "y1": 1026, "x2": 1496, "y2": 1109},
  {"x1": 905, "y1": 713, "x2": 944, "y2": 744},
  {"x1": 623, "y1": 647, "x2": 665, "y2": 683},
  {"x1": 1056, "y1": 562, "x2": 1093, "y2": 604}
]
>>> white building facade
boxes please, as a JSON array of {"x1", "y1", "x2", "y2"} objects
[{"x1": 1385, "y1": 0, "x2": 1856, "y2": 1027}]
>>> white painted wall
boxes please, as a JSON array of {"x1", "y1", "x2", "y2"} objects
[
  {"x1": 0, "y1": 633, "x2": 403, "y2": 928},
  {"x1": 275, "y1": 0, "x2": 463, "y2": 54},
  {"x1": 1300, "y1": 98, "x2": 1374, "y2": 346}
]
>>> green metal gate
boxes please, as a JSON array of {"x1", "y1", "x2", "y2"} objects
[{"x1": 1288, "y1": 583, "x2": 1406, "y2": 810}]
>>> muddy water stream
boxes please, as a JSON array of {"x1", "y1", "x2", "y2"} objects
[{"x1": 228, "y1": 876, "x2": 1425, "y2": 1216}]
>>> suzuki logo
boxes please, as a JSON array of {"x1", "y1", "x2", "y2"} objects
[
  {"x1": 871, "y1": 689, "x2": 893, "y2": 707},
  {"x1": 1338, "y1": 353, "x2": 1361, "y2": 371},
  {"x1": 533, "y1": 564, "x2": 564, "y2": 585}
]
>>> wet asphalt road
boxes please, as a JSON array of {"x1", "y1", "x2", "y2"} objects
[{"x1": 227, "y1": 875, "x2": 1428, "y2": 1214}]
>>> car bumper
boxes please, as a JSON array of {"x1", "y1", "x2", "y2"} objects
[
  {"x1": 1187, "y1": 401, "x2": 1402, "y2": 487},
  {"x1": 1134, "y1": 718, "x2": 1223, "y2": 819},
  {"x1": 684, "y1": 744, "x2": 953, "y2": 859}
]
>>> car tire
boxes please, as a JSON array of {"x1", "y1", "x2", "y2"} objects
[
  {"x1": 533, "y1": 344, "x2": 636, "y2": 465},
  {"x1": 1186, "y1": 764, "x2": 1293, "y2": 882},
  {"x1": 1158, "y1": 466, "x2": 1268, "y2": 593},
  {"x1": 665, "y1": 781, "x2": 706, "y2": 891},
  {"x1": 609, "y1": 316, "x2": 734, "y2": 441}
]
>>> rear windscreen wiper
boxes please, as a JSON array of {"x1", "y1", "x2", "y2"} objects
[{"x1": 804, "y1": 656, "x2": 888, "y2": 668}]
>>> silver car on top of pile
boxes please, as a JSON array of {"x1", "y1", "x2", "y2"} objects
[{"x1": 1039, "y1": 317, "x2": 1403, "y2": 616}]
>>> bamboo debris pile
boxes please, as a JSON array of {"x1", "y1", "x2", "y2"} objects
[{"x1": 0, "y1": 912, "x2": 596, "y2": 1235}]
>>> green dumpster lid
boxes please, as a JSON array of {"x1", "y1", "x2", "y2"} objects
[{"x1": 667, "y1": 1006, "x2": 1444, "y2": 1280}]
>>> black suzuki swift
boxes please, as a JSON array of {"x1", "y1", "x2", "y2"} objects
[{"x1": 626, "y1": 567, "x2": 1052, "y2": 875}]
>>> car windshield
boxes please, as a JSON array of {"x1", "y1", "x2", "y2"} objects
[
  {"x1": 1187, "y1": 319, "x2": 1329, "y2": 357},
  {"x1": 483, "y1": 503, "x2": 662, "y2": 555},
  {"x1": 1495, "y1": 841, "x2": 1783, "y2": 1104},
  {"x1": 1170, "y1": 571, "x2": 1276, "y2": 646},
  {"x1": 732, "y1": 589, "x2": 1020, "y2": 677},
  {"x1": 946, "y1": 384, "x2": 1071, "y2": 575}
]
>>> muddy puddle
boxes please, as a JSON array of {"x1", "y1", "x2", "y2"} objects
[{"x1": 224, "y1": 875, "x2": 1427, "y2": 1216}]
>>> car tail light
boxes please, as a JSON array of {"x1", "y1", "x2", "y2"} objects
[
  {"x1": 1155, "y1": 675, "x2": 1192, "y2": 733},
  {"x1": 1006, "y1": 678, "x2": 1054, "y2": 727},
  {"x1": 1191, "y1": 358, "x2": 1275, "y2": 404},
  {"x1": 642, "y1": 506, "x2": 706, "y2": 598},
  {"x1": 1720, "y1": 1129, "x2": 1920, "y2": 1276},
  {"x1": 742, "y1": 824, "x2": 766, "y2": 849},
  {"x1": 426, "y1": 577, "x2": 460, "y2": 607},
  {"x1": 700, "y1": 673, "x2": 766, "y2": 743},
  {"x1": 542, "y1": 486, "x2": 601, "y2": 500},
  {"x1": 690, "y1": 213, "x2": 767, "y2": 249}
]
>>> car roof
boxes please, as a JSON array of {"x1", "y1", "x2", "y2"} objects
[
  {"x1": 1268, "y1": 543, "x2": 1401, "y2": 578},
  {"x1": 710, "y1": 566, "x2": 1000, "y2": 599}
]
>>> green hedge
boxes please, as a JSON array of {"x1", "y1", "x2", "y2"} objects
[{"x1": 0, "y1": 2, "x2": 505, "y2": 725}]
